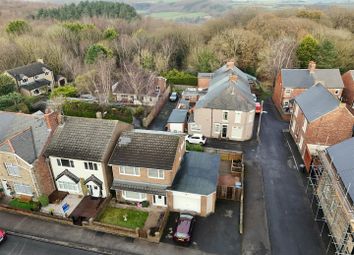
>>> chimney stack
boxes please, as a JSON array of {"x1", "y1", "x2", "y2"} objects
[
  {"x1": 308, "y1": 61, "x2": 316, "y2": 74},
  {"x1": 226, "y1": 60, "x2": 235, "y2": 70},
  {"x1": 37, "y1": 58, "x2": 44, "y2": 64},
  {"x1": 229, "y1": 74, "x2": 238, "y2": 83}
]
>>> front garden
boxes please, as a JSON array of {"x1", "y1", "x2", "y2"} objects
[
  {"x1": 8, "y1": 198, "x2": 41, "y2": 211},
  {"x1": 99, "y1": 207, "x2": 149, "y2": 229}
]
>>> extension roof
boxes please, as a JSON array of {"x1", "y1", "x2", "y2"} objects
[
  {"x1": 20, "y1": 79, "x2": 50, "y2": 91},
  {"x1": 0, "y1": 111, "x2": 51, "y2": 164},
  {"x1": 295, "y1": 83, "x2": 340, "y2": 122},
  {"x1": 44, "y1": 116, "x2": 119, "y2": 162},
  {"x1": 327, "y1": 137, "x2": 354, "y2": 200},
  {"x1": 7, "y1": 62, "x2": 52, "y2": 80},
  {"x1": 111, "y1": 180, "x2": 168, "y2": 196},
  {"x1": 281, "y1": 69, "x2": 343, "y2": 89},
  {"x1": 167, "y1": 109, "x2": 188, "y2": 123},
  {"x1": 169, "y1": 151, "x2": 220, "y2": 195},
  {"x1": 109, "y1": 130, "x2": 182, "y2": 170}
]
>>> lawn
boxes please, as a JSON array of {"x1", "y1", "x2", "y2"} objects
[{"x1": 99, "y1": 207, "x2": 149, "y2": 229}]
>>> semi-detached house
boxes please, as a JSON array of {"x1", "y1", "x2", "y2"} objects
[{"x1": 44, "y1": 116, "x2": 132, "y2": 198}]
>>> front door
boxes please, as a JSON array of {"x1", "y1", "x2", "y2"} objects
[
  {"x1": 1, "y1": 180, "x2": 12, "y2": 196},
  {"x1": 87, "y1": 183, "x2": 101, "y2": 197},
  {"x1": 221, "y1": 125, "x2": 228, "y2": 138},
  {"x1": 153, "y1": 195, "x2": 167, "y2": 206}
]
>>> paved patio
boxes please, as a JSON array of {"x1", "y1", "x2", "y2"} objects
[{"x1": 41, "y1": 194, "x2": 82, "y2": 217}]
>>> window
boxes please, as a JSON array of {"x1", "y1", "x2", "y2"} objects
[
  {"x1": 284, "y1": 88, "x2": 292, "y2": 96},
  {"x1": 122, "y1": 191, "x2": 146, "y2": 201},
  {"x1": 57, "y1": 181, "x2": 78, "y2": 192},
  {"x1": 335, "y1": 89, "x2": 340, "y2": 95},
  {"x1": 34, "y1": 75, "x2": 39, "y2": 80},
  {"x1": 44, "y1": 71, "x2": 49, "y2": 75},
  {"x1": 57, "y1": 159, "x2": 74, "y2": 168},
  {"x1": 119, "y1": 166, "x2": 140, "y2": 176},
  {"x1": 22, "y1": 78, "x2": 28, "y2": 83},
  {"x1": 214, "y1": 123, "x2": 221, "y2": 133},
  {"x1": 148, "y1": 169, "x2": 164, "y2": 179},
  {"x1": 33, "y1": 89, "x2": 40, "y2": 95},
  {"x1": 14, "y1": 183, "x2": 33, "y2": 195},
  {"x1": 84, "y1": 162, "x2": 98, "y2": 170},
  {"x1": 302, "y1": 119, "x2": 308, "y2": 133},
  {"x1": 222, "y1": 111, "x2": 228, "y2": 121},
  {"x1": 5, "y1": 163, "x2": 20, "y2": 176},
  {"x1": 234, "y1": 111, "x2": 242, "y2": 124}
]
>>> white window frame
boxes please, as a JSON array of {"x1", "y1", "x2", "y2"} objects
[
  {"x1": 84, "y1": 162, "x2": 98, "y2": 171},
  {"x1": 122, "y1": 191, "x2": 147, "y2": 202},
  {"x1": 5, "y1": 163, "x2": 20, "y2": 177},
  {"x1": 57, "y1": 158, "x2": 74, "y2": 168},
  {"x1": 334, "y1": 89, "x2": 340, "y2": 95},
  {"x1": 148, "y1": 169, "x2": 164, "y2": 179},
  {"x1": 13, "y1": 183, "x2": 33, "y2": 196},
  {"x1": 302, "y1": 119, "x2": 308, "y2": 133},
  {"x1": 222, "y1": 111, "x2": 229, "y2": 121},
  {"x1": 284, "y1": 88, "x2": 292, "y2": 96},
  {"x1": 234, "y1": 111, "x2": 242, "y2": 124},
  {"x1": 214, "y1": 123, "x2": 221, "y2": 133},
  {"x1": 119, "y1": 166, "x2": 140, "y2": 176},
  {"x1": 57, "y1": 181, "x2": 79, "y2": 192}
]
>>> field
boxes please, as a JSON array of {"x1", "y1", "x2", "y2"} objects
[{"x1": 148, "y1": 11, "x2": 208, "y2": 20}]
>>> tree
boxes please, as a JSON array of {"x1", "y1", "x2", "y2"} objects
[
  {"x1": 50, "y1": 85, "x2": 78, "y2": 99},
  {"x1": 103, "y1": 27, "x2": 118, "y2": 40},
  {"x1": 85, "y1": 44, "x2": 112, "y2": 64},
  {"x1": 317, "y1": 39, "x2": 338, "y2": 69},
  {"x1": 296, "y1": 35, "x2": 320, "y2": 68},
  {"x1": 0, "y1": 74, "x2": 16, "y2": 96},
  {"x1": 0, "y1": 92, "x2": 23, "y2": 110},
  {"x1": 6, "y1": 20, "x2": 30, "y2": 35},
  {"x1": 188, "y1": 47, "x2": 219, "y2": 72}
]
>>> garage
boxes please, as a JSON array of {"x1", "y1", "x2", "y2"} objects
[
  {"x1": 231, "y1": 126, "x2": 243, "y2": 140},
  {"x1": 172, "y1": 191, "x2": 201, "y2": 213}
]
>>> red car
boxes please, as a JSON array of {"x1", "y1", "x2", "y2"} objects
[
  {"x1": 256, "y1": 102, "x2": 262, "y2": 114},
  {"x1": 0, "y1": 228, "x2": 6, "y2": 244},
  {"x1": 173, "y1": 213, "x2": 195, "y2": 244}
]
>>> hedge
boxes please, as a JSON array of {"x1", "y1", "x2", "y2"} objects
[
  {"x1": 9, "y1": 198, "x2": 40, "y2": 211},
  {"x1": 186, "y1": 143, "x2": 204, "y2": 152},
  {"x1": 168, "y1": 77, "x2": 197, "y2": 86},
  {"x1": 161, "y1": 69, "x2": 198, "y2": 86}
]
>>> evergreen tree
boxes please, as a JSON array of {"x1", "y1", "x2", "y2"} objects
[{"x1": 296, "y1": 35, "x2": 320, "y2": 68}]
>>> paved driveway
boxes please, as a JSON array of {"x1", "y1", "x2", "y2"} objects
[
  {"x1": 161, "y1": 200, "x2": 241, "y2": 255},
  {"x1": 148, "y1": 101, "x2": 177, "y2": 131}
]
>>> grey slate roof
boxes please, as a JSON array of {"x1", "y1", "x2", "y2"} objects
[
  {"x1": 109, "y1": 130, "x2": 182, "y2": 170},
  {"x1": 44, "y1": 116, "x2": 119, "y2": 162},
  {"x1": 84, "y1": 175, "x2": 103, "y2": 187},
  {"x1": 111, "y1": 179, "x2": 168, "y2": 196},
  {"x1": 56, "y1": 169, "x2": 80, "y2": 183},
  {"x1": 167, "y1": 109, "x2": 188, "y2": 123},
  {"x1": 169, "y1": 151, "x2": 220, "y2": 195},
  {"x1": 281, "y1": 69, "x2": 344, "y2": 89},
  {"x1": 0, "y1": 111, "x2": 51, "y2": 163},
  {"x1": 7, "y1": 62, "x2": 52, "y2": 80},
  {"x1": 295, "y1": 83, "x2": 340, "y2": 122},
  {"x1": 21, "y1": 79, "x2": 50, "y2": 91},
  {"x1": 327, "y1": 137, "x2": 354, "y2": 200},
  {"x1": 196, "y1": 79, "x2": 256, "y2": 111}
]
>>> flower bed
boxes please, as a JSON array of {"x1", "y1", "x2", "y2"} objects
[{"x1": 99, "y1": 207, "x2": 148, "y2": 229}]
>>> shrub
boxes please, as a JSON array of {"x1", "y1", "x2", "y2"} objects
[
  {"x1": 38, "y1": 195, "x2": 49, "y2": 207},
  {"x1": 0, "y1": 74, "x2": 16, "y2": 96},
  {"x1": 6, "y1": 20, "x2": 30, "y2": 35},
  {"x1": 62, "y1": 101, "x2": 100, "y2": 118},
  {"x1": 0, "y1": 92, "x2": 24, "y2": 110},
  {"x1": 9, "y1": 198, "x2": 40, "y2": 211},
  {"x1": 85, "y1": 44, "x2": 113, "y2": 64},
  {"x1": 161, "y1": 69, "x2": 197, "y2": 86},
  {"x1": 104, "y1": 107, "x2": 133, "y2": 123},
  {"x1": 103, "y1": 27, "x2": 118, "y2": 40},
  {"x1": 50, "y1": 85, "x2": 78, "y2": 99},
  {"x1": 141, "y1": 200, "x2": 149, "y2": 208},
  {"x1": 186, "y1": 143, "x2": 204, "y2": 152},
  {"x1": 133, "y1": 106, "x2": 145, "y2": 117}
]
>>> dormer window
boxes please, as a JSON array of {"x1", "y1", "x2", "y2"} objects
[
  {"x1": 335, "y1": 89, "x2": 340, "y2": 95},
  {"x1": 34, "y1": 75, "x2": 39, "y2": 80},
  {"x1": 22, "y1": 78, "x2": 28, "y2": 83}
]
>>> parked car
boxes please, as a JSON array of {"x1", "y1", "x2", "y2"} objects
[
  {"x1": 0, "y1": 228, "x2": 6, "y2": 244},
  {"x1": 169, "y1": 92, "x2": 178, "y2": 102},
  {"x1": 256, "y1": 102, "x2": 262, "y2": 114},
  {"x1": 185, "y1": 134, "x2": 206, "y2": 145},
  {"x1": 252, "y1": 93, "x2": 257, "y2": 102},
  {"x1": 173, "y1": 213, "x2": 195, "y2": 244}
]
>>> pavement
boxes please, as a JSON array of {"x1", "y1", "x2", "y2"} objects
[
  {"x1": 162, "y1": 200, "x2": 241, "y2": 255},
  {"x1": 0, "y1": 210, "x2": 211, "y2": 255},
  {"x1": 148, "y1": 101, "x2": 177, "y2": 130}
]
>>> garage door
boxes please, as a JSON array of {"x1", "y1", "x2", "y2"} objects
[
  {"x1": 172, "y1": 192, "x2": 201, "y2": 213},
  {"x1": 231, "y1": 126, "x2": 243, "y2": 139}
]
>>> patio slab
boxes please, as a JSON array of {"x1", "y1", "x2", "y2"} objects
[{"x1": 41, "y1": 194, "x2": 83, "y2": 217}]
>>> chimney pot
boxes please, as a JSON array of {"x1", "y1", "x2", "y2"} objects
[
  {"x1": 226, "y1": 61, "x2": 235, "y2": 70},
  {"x1": 308, "y1": 61, "x2": 316, "y2": 73}
]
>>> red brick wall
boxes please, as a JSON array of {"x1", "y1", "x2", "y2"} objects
[
  {"x1": 272, "y1": 73, "x2": 283, "y2": 112},
  {"x1": 198, "y1": 78, "x2": 211, "y2": 89},
  {"x1": 342, "y1": 71, "x2": 354, "y2": 114},
  {"x1": 34, "y1": 156, "x2": 56, "y2": 196}
]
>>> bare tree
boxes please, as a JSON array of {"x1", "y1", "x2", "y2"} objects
[{"x1": 93, "y1": 57, "x2": 115, "y2": 105}]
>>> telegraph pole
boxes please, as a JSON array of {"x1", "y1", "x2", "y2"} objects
[{"x1": 257, "y1": 100, "x2": 265, "y2": 143}]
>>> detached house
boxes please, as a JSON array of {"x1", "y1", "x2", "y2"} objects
[
  {"x1": 5, "y1": 59, "x2": 58, "y2": 97},
  {"x1": 44, "y1": 117, "x2": 132, "y2": 198},
  {"x1": 109, "y1": 130, "x2": 220, "y2": 216},
  {"x1": 189, "y1": 64, "x2": 256, "y2": 141},
  {"x1": 290, "y1": 83, "x2": 354, "y2": 170},
  {"x1": 112, "y1": 76, "x2": 167, "y2": 106},
  {"x1": 0, "y1": 111, "x2": 59, "y2": 199},
  {"x1": 273, "y1": 61, "x2": 344, "y2": 120},
  {"x1": 342, "y1": 70, "x2": 354, "y2": 114}
]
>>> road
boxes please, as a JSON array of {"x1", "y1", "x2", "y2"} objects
[
  {"x1": 148, "y1": 101, "x2": 177, "y2": 130},
  {"x1": 0, "y1": 235, "x2": 99, "y2": 255}
]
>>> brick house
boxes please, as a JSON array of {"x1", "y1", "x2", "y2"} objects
[
  {"x1": 44, "y1": 117, "x2": 132, "y2": 198},
  {"x1": 0, "y1": 110, "x2": 59, "y2": 199},
  {"x1": 109, "y1": 130, "x2": 220, "y2": 217},
  {"x1": 289, "y1": 83, "x2": 354, "y2": 171},
  {"x1": 342, "y1": 70, "x2": 354, "y2": 114},
  {"x1": 273, "y1": 61, "x2": 344, "y2": 120}
]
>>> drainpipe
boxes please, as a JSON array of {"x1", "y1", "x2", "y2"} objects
[{"x1": 210, "y1": 109, "x2": 213, "y2": 137}]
